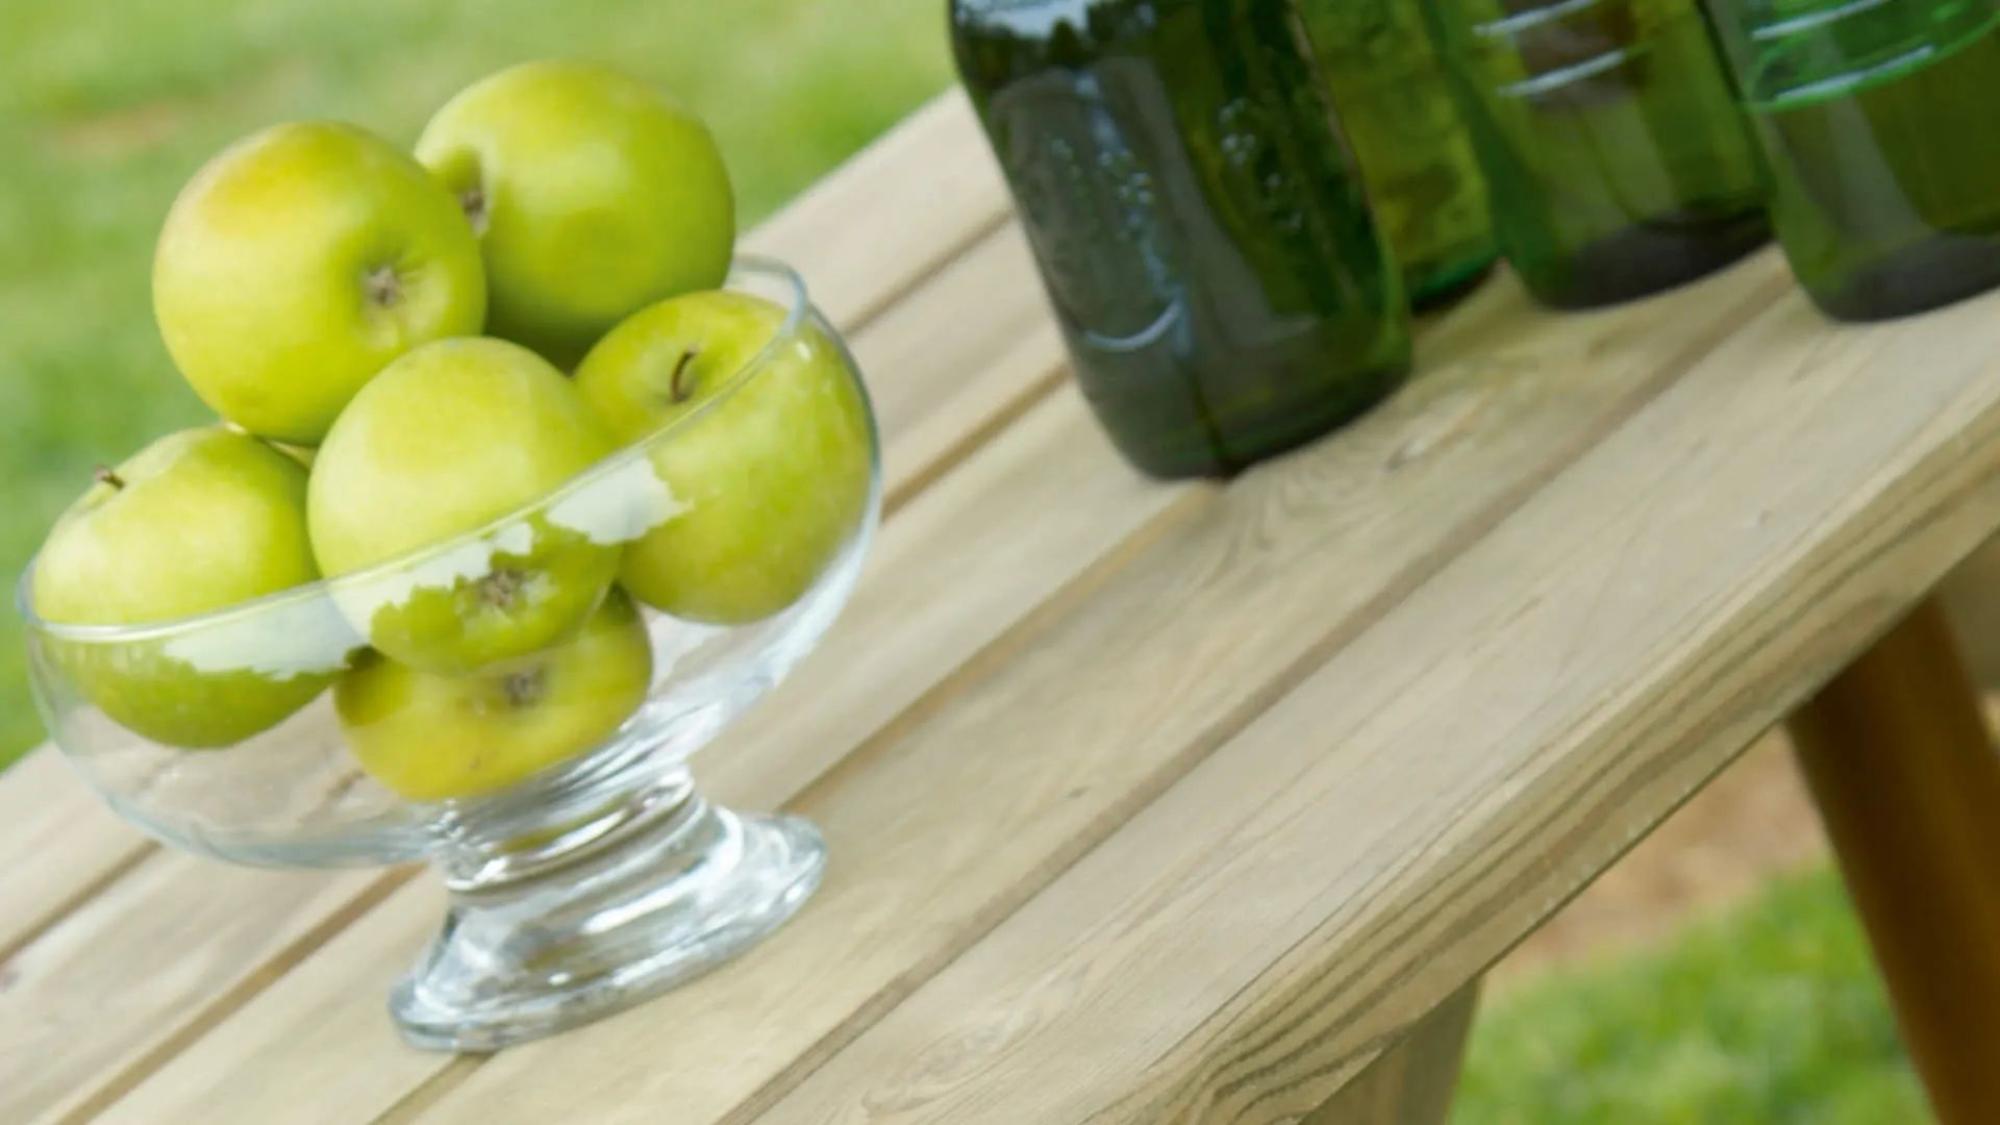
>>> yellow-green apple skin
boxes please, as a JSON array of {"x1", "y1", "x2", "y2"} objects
[
  {"x1": 307, "y1": 337, "x2": 619, "y2": 672},
  {"x1": 153, "y1": 121, "x2": 486, "y2": 445},
  {"x1": 29, "y1": 427, "x2": 334, "y2": 747},
  {"x1": 574, "y1": 291, "x2": 874, "y2": 623},
  {"x1": 335, "y1": 588, "x2": 653, "y2": 801},
  {"x1": 415, "y1": 60, "x2": 735, "y2": 367}
]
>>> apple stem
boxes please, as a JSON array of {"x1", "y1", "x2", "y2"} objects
[
  {"x1": 93, "y1": 465, "x2": 125, "y2": 491},
  {"x1": 670, "y1": 350, "x2": 700, "y2": 403}
]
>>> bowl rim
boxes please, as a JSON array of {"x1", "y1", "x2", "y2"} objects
[{"x1": 20, "y1": 254, "x2": 824, "y2": 645}]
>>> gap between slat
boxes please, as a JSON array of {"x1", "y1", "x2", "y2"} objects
[
  {"x1": 48, "y1": 867, "x2": 421, "y2": 1125},
  {"x1": 0, "y1": 841, "x2": 154, "y2": 972}
]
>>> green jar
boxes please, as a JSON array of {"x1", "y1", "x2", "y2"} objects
[
  {"x1": 951, "y1": 0, "x2": 1412, "y2": 479},
  {"x1": 1298, "y1": 0, "x2": 1499, "y2": 308},
  {"x1": 1705, "y1": 0, "x2": 2000, "y2": 320},
  {"x1": 1425, "y1": 0, "x2": 1771, "y2": 308}
]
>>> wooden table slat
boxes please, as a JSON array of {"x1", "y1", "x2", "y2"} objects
[
  {"x1": 0, "y1": 748, "x2": 148, "y2": 958},
  {"x1": 848, "y1": 222, "x2": 1067, "y2": 511},
  {"x1": 844, "y1": 221, "x2": 1063, "y2": 510},
  {"x1": 401, "y1": 260, "x2": 1793, "y2": 1124},
  {"x1": 90, "y1": 879, "x2": 450, "y2": 1125},
  {"x1": 4, "y1": 857, "x2": 384, "y2": 1123},
  {"x1": 754, "y1": 264, "x2": 2000, "y2": 1123},
  {"x1": 739, "y1": 91, "x2": 1009, "y2": 333}
]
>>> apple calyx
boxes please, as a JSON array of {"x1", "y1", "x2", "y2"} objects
[
  {"x1": 93, "y1": 465, "x2": 126, "y2": 491},
  {"x1": 458, "y1": 185, "x2": 489, "y2": 235},
  {"x1": 477, "y1": 567, "x2": 528, "y2": 610},
  {"x1": 501, "y1": 666, "x2": 546, "y2": 708},
  {"x1": 669, "y1": 349, "x2": 700, "y2": 403},
  {"x1": 363, "y1": 265, "x2": 403, "y2": 309}
]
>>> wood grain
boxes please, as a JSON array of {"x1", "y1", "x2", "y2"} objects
[
  {"x1": 847, "y1": 222, "x2": 1067, "y2": 508},
  {"x1": 0, "y1": 748, "x2": 149, "y2": 958},
  {"x1": 751, "y1": 276, "x2": 2000, "y2": 1124},
  {"x1": 407, "y1": 258, "x2": 1792, "y2": 1125},
  {"x1": 1299, "y1": 984, "x2": 1477, "y2": 1125},
  {"x1": 0, "y1": 853, "x2": 380, "y2": 1123},
  {"x1": 1788, "y1": 601, "x2": 2000, "y2": 1125},
  {"x1": 88, "y1": 879, "x2": 451, "y2": 1125},
  {"x1": 740, "y1": 91, "x2": 1009, "y2": 333},
  {"x1": 706, "y1": 387, "x2": 1179, "y2": 807}
]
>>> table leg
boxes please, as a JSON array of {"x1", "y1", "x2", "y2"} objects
[
  {"x1": 1786, "y1": 598, "x2": 2000, "y2": 1125},
  {"x1": 1301, "y1": 982, "x2": 1478, "y2": 1125}
]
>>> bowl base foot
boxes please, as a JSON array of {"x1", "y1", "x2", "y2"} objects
[{"x1": 391, "y1": 795, "x2": 825, "y2": 1052}]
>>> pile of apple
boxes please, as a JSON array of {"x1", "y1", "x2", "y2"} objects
[{"x1": 29, "y1": 61, "x2": 873, "y2": 801}]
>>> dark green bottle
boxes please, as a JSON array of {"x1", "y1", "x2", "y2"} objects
[
  {"x1": 950, "y1": 0, "x2": 1412, "y2": 480},
  {"x1": 1297, "y1": 0, "x2": 1500, "y2": 308},
  {"x1": 1706, "y1": 0, "x2": 2000, "y2": 320},
  {"x1": 1424, "y1": 0, "x2": 1772, "y2": 308}
]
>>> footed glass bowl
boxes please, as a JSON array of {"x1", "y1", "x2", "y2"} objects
[{"x1": 19, "y1": 258, "x2": 879, "y2": 1051}]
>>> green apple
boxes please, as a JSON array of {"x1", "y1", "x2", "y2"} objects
[
  {"x1": 308, "y1": 337, "x2": 620, "y2": 672},
  {"x1": 29, "y1": 426, "x2": 337, "y2": 747},
  {"x1": 336, "y1": 588, "x2": 653, "y2": 801},
  {"x1": 154, "y1": 121, "x2": 487, "y2": 445},
  {"x1": 574, "y1": 290, "x2": 874, "y2": 623},
  {"x1": 415, "y1": 60, "x2": 735, "y2": 367}
]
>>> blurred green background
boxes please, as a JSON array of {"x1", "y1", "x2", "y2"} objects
[
  {"x1": 1454, "y1": 868, "x2": 1923, "y2": 1124},
  {"x1": 0, "y1": 2, "x2": 1919, "y2": 1120}
]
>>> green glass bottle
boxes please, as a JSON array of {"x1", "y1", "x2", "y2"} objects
[
  {"x1": 1424, "y1": 0, "x2": 1772, "y2": 308},
  {"x1": 1297, "y1": 0, "x2": 1500, "y2": 309},
  {"x1": 1706, "y1": 0, "x2": 2000, "y2": 320},
  {"x1": 950, "y1": 0, "x2": 1412, "y2": 479}
]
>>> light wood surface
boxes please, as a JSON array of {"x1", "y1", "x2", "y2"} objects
[
  {"x1": 1788, "y1": 601, "x2": 2000, "y2": 1125},
  {"x1": 404, "y1": 259, "x2": 1798, "y2": 1125},
  {"x1": 0, "y1": 748, "x2": 149, "y2": 958},
  {"x1": 749, "y1": 266, "x2": 2000, "y2": 1122},
  {"x1": 5, "y1": 858, "x2": 384, "y2": 1123},
  {"x1": 739, "y1": 91, "x2": 1010, "y2": 333},
  {"x1": 1300, "y1": 984, "x2": 1477, "y2": 1125},
  {"x1": 10, "y1": 89, "x2": 2000, "y2": 1123}
]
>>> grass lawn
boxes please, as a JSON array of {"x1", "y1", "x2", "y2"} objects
[
  {"x1": 0, "y1": 0, "x2": 955, "y2": 768},
  {"x1": 1455, "y1": 865, "x2": 1927, "y2": 1124}
]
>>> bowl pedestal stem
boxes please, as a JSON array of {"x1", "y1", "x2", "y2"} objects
[{"x1": 391, "y1": 767, "x2": 826, "y2": 1051}]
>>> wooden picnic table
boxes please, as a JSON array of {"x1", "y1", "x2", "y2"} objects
[{"x1": 7, "y1": 91, "x2": 2000, "y2": 1124}]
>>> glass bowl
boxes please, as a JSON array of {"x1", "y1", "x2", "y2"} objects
[{"x1": 19, "y1": 258, "x2": 879, "y2": 1051}]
